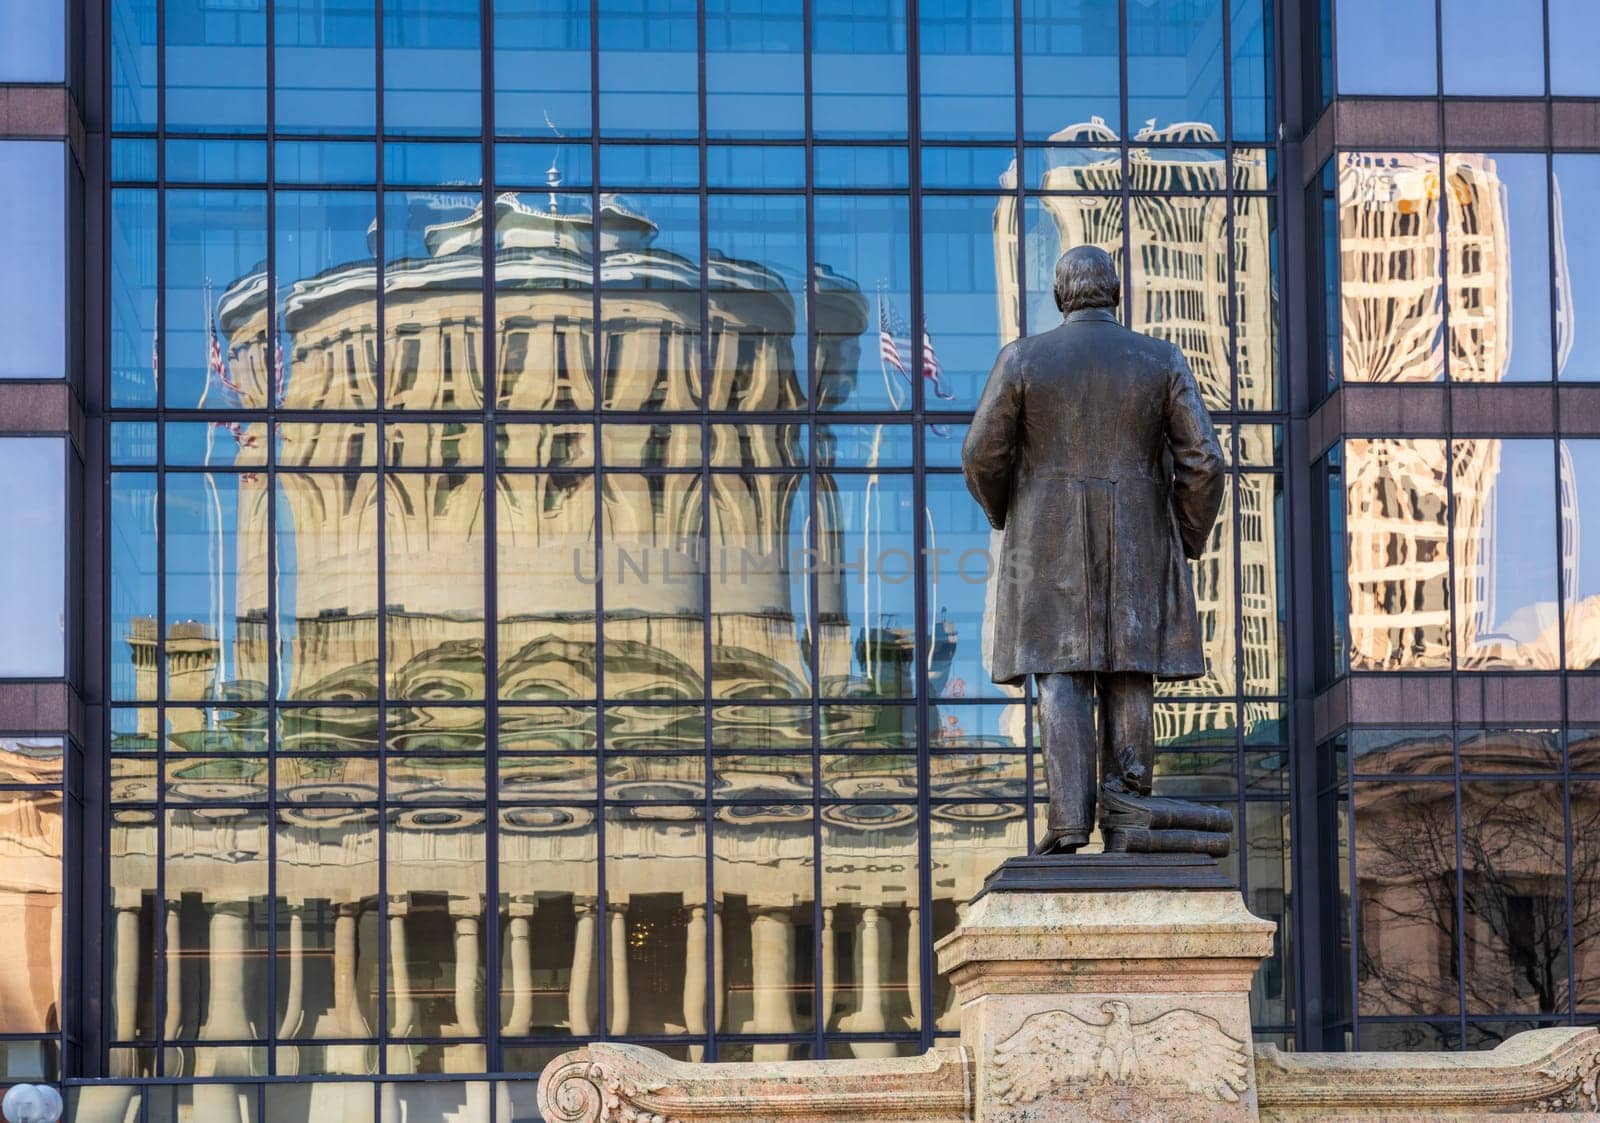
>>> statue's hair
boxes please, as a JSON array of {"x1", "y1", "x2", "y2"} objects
[{"x1": 1053, "y1": 245, "x2": 1121, "y2": 314}]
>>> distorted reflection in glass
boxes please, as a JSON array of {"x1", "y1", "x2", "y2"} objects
[
  {"x1": 929, "y1": 802, "x2": 1025, "y2": 1029},
  {"x1": 600, "y1": 195, "x2": 701, "y2": 410},
  {"x1": 495, "y1": 0, "x2": 592, "y2": 138},
  {"x1": 820, "y1": 804, "x2": 919, "y2": 1051},
  {"x1": 1343, "y1": 439, "x2": 1452, "y2": 671},
  {"x1": 112, "y1": 473, "x2": 159, "y2": 702},
  {"x1": 496, "y1": 472, "x2": 597, "y2": 700},
  {"x1": 811, "y1": 0, "x2": 907, "y2": 138},
  {"x1": 1452, "y1": 440, "x2": 1558, "y2": 670},
  {"x1": 714, "y1": 804, "x2": 815, "y2": 1058},
  {"x1": 1555, "y1": 156, "x2": 1600, "y2": 380},
  {"x1": 1239, "y1": 471, "x2": 1286, "y2": 695},
  {"x1": 1159, "y1": 479, "x2": 1236, "y2": 698},
  {"x1": 1441, "y1": 0, "x2": 1545, "y2": 96},
  {"x1": 166, "y1": 190, "x2": 269, "y2": 410},
  {"x1": 384, "y1": 473, "x2": 486, "y2": 700},
  {"x1": 921, "y1": 195, "x2": 1020, "y2": 407},
  {"x1": 496, "y1": 806, "x2": 597, "y2": 1037},
  {"x1": 1234, "y1": 196, "x2": 1280, "y2": 410},
  {"x1": 1354, "y1": 780, "x2": 1459, "y2": 1018},
  {"x1": 1460, "y1": 728, "x2": 1561, "y2": 776},
  {"x1": 1338, "y1": 153, "x2": 1444, "y2": 383},
  {"x1": 705, "y1": 0, "x2": 803, "y2": 138},
  {"x1": 1568, "y1": 781, "x2": 1600, "y2": 1013},
  {"x1": 275, "y1": 0, "x2": 375, "y2": 135},
  {"x1": 164, "y1": 0, "x2": 266, "y2": 134},
  {"x1": 813, "y1": 196, "x2": 907, "y2": 411},
  {"x1": 918, "y1": 0, "x2": 1014, "y2": 141},
  {"x1": 707, "y1": 468, "x2": 809, "y2": 699},
  {"x1": 924, "y1": 473, "x2": 1009, "y2": 702},
  {"x1": 384, "y1": 807, "x2": 487, "y2": 1065},
  {"x1": 111, "y1": 0, "x2": 158, "y2": 130},
  {"x1": 111, "y1": 189, "x2": 158, "y2": 408},
  {"x1": 164, "y1": 807, "x2": 269, "y2": 1052},
  {"x1": 276, "y1": 191, "x2": 378, "y2": 410},
  {"x1": 495, "y1": 192, "x2": 595, "y2": 411},
  {"x1": 1020, "y1": 0, "x2": 1118, "y2": 140},
  {"x1": 1562, "y1": 441, "x2": 1600, "y2": 669},
  {"x1": 1245, "y1": 801, "x2": 1291, "y2": 1027},
  {"x1": 382, "y1": 0, "x2": 481, "y2": 136},
  {"x1": 0, "y1": 791, "x2": 63, "y2": 1036},
  {"x1": 707, "y1": 195, "x2": 808, "y2": 410},
  {"x1": 165, "y1": 473, "x2": 270, "y2": 702},
  {"x1": 1022, "y1": 194, "x2": 1122, "y2": 341},
  {"x1": 1447, "y1": 154, "x2": 1552, "y2": 382},
  {"x1": 384, "y1": 193, "x2": 484, "y2": 410},
  {"x1": 600, "y1": 473, "x2": 705, "y2": 698},
  {"x1": 604, "y1": 808, "x2": 706, "y2": 1036},
  {"x1": 1126, "y1": 0, "x2": 1223, "y2": 136},
  {"x1": 274, "y1": 808, "x2": 378, "y2": 1076},
  {"x1": 816, "y1": 472, "x2": 916, "y2": 698},
  {"x1": 598, "y1": 0, "x2": 697, "y2": 137},
  {"x1": 276, "y1": 473, "x2": 379, "y2": 702}
]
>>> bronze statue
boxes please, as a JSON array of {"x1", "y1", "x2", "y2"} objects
[{"x1": 962, "y1": 245, "x2": 1229, "y2": 857}]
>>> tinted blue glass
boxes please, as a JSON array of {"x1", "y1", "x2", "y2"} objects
[
  {"x1": 276, "y1": 190, "x2": 378, "y2": 409},
  {"x1": 600, "y1": 144, "x2": 700, "y2": 188},
  {"x1": 1447, "y1": 154, "x2": 1550, "y2": 383},
  {"x1": 0, "y1": 142, "x2": 65, "y2": 381},
  {"x1": 384, "y1": 140, "x2": 484, "y2": 186},
  {"x1": 599, "y1": 0, "x2": 699, "y2": 138},
  {"x1": 919, "y1": 0, "x2": 1015, "y2": 141},
  {"x1": 1442, "y1": 0, "x2": 1544, "y2": 95},
  {"x1": 0, "y1": 439, "x2": 65, "y2": 676},
  {"x1": 275, "y1": 140, "x2": 378, "y2": 184},
  {"x1": 1556, "y1": 155, "x2": 1600, "y2": 381},
  {"x1": 812, "y1": 0, "x2": 908, "y2": 139},
  {"x1": 813, "y1": 195, "x2": 911, "y2": 411},
  {"x1": 920, "y1": 146, "x2": 1015, "y2": 190},
  {"x1": 275, "y1": 0, "x2": 377, "y2": 134},
  {"x1": 814, "y1": 146, "x2": 909, "y2": 189},
  {"x1": 111, "y1": 0, "x2": 159, "y2": 130},
  {"x1": 706, "y1": 145, "x2": 805, "y2": 188},
  {"x1": 165, "y1": 0, "x2": 268, "y2": 133},
  {"x1": 164, "y1": 472, "x2": 266, "y2": 700},
  {"x1": 1127, "y1": 0, "x2": 1224, "y2": 140},
  {"x1": 112, "y1": 422, "x2": 159, "y2": 466},
  {"x1": 925, "y1": 472, "x2": 1003, "y2": 699},
  {"x1": 1551, "y1": 0, "x2": 1600, "y2": 95},
  {"x1": 1335, "y1": 0, "x2": 1436, "y2": 94},
  {"x1": 165, "y1": 139, "x2": 268, "y2": 184},
  {"x1": 112, "y1": 138, "x2": 158, "y2": 182},
  {"x1": 498, "y1": 141, "x2": 595, "y2": 188},
  {"x1": 164, "y1": 190, "x2": 269, "y2": 409},
  {"x1": 111, "y1": 190, "x2": 158, "y2": 408},
  {"x1": 383, "y1": 0, "x2": 482, "y2": 136},
  {"x1": 706, "y1": 0, "x2": 805, "y2": 139},
  {"x1": 1021, "y1": 0, "x2": 1118, "y2": 141},
  {"x1": 820, "y1": 423, "x2": 913, "y2": 466},
  {"x1": 707, "y1": 195, "x2": 808, "y2": 404},
  {"x1": 0, "y1": 0, "x2": 65, "y2": 81},
  {"x1": 1230, "y1": 0, "x2": 1273, "y2": 142},
  {"x1": 496, "y1": 0, "x2": 592, "y2": 137},
  {"x1": 920, "y1": 195, "x2": 1019, "y2": 408}
]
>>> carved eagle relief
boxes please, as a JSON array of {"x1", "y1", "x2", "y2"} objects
[{"x1": 990, "y1": 1001, "x2": 1251, "y2": 1106}]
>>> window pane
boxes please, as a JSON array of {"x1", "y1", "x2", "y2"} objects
[
  {"x1": 599, "y1": 195, "x2": 700, "y2": 409},
  {"x1": 1564, "y1": 441, "x2": 1600, "y2": 670},
  {"x1": 1344, "y1": 439, "x2": 1452, "y2": 671},
  {"x1": 0, "y1": 142, "x2": 65, "y2": 381},
  {"x1": 277, "y1": 473, "x2": 380, "y2": 701},
  {"x1": 166, "y1": 0, "x2": 267, "y2": 133},
  {"x1": 918, "y1": 0, "x2": 1015, "y2": 141},
  {"x1": 1230, "y1": 0, "x2": 1273, "y2": 142},
  {"x1": 1453, "y1": 440, "x2": 1558, "y2": 671},
  {"x1": 384, "y1": 192, "x2": 485, "y2": 409},
  {"x1": 1339, "y1": 153, "x2": 1444, "y2": 383},
  {"x1": 112, "y1": 0, "x2": 160, "y2": 130},
  {"x1": 708, "y1": 469, "x2": 808, "y2": 699},
  {"x1": 924, "y1": 473, "x2": 1012, "y2": 701},
  {"x1": 1021, "y1": 0, "x2": 1118, "y2": 140},
  {"x1": 496, "y1": 474, "x2": 597, "y2": 699},
  {"x1": 385, "y1": 473, "x2": 486, "y2": 699},
  {"x1": 1335, "y1": 0, "x2": 1436, "y2": 95},
  {"x1": 166, "y1": 189, "x2": 270, "y2": 410},
  {"x1": 813, "y1": 196, "x2": 910, "y2": 411},
  {"x1": 707, "y1": 195, "x2": 808, "y2": 409},
  {"x1": 0, "y1": 0, "x2": 64, "y2": 82},
  {"x1": 0, "y1": 791, "x2": 63, "y2": 1034},
  {"x1": 706, "y1": 0, "x2": 805, "y2": 139},
  {"x1": 1442, "y1": 0, "x2": 1544, "y2": 95},
  {"x1": 598, "y1": 0, "x2": 698, "y2": 138},
  {"x1": 604, "y1": 809, "x2": 706, "y2": 1036},
  {"x1": 276, "y1": 0, "x2": 376, "y2": 134},
  {"x1": 495, "y1": 192, "x2": 595, "y2": 410},
  {"x1": 600, "y1": 473, "x2": 704, "y2": 698},
  {"x1": 812, "y1": 0, "x2": 907, "y2": 139},
  {"x1": 496, "y1": 0, "x2": 593, "y2": 138},
  {"x1": 1555, "y1": 155, "x2": 1600, "y2": 381},
  {"x1": 498, "y1": 808, "x2": 598, "y2": 1036},
  {"x1": 820, "y1": 805, "x2": 919, "y2": 1038},
  {"x1": 278, "y1": 191, "x2": 379, "y2": 410},
  {"x1": 0, "y1": 439, "x2": 64, "y2": 677},
  {"x1": 1447, "y1": 154, "x2": 1551, "y2": 383},
  {"x1": 1551, "y1": 0, "x2": 1600, "y2": 95},
  {"x1": 921, "y1": 195, "x2": 1020, "y2": 408},
  {"x1": 1024, "y1": 194, "x2": 1123, "y2": 338},
  {"x1": 816, "y1": 471, "x2": 916, "y2": 698},
  {"x1": 1127, "y1": 0, "x2": 1223, "y2": 139},
  {"x1": 383, "y1": 0, "x2": 482, "y2": 136}
]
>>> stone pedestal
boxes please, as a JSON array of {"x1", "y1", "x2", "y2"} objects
[{"x1": 934, "y1": 854, "x2": 1275, "y2": 1123}]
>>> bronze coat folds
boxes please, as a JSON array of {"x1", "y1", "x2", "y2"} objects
[{"x1": 961, "y1": 307, "x2": 1226, "y2": 685}]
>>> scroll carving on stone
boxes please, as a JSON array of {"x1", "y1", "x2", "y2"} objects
[
  {"x1": 990, "y1": 1001, "x2": 1250, "y2": 1106},
  {"x1": 539, "y1": 1057, "x2": 679, "y2": 1123}
]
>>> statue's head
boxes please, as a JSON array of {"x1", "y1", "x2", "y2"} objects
[{"x1": 1053, "y1": 245, "x2": 1121, "y2": 316}]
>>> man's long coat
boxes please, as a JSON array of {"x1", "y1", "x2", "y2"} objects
[{"x1": 961, "y1": 307, "x2": 1226, "y2": 685}]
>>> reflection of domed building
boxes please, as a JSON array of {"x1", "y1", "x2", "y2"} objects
[
  {"x1": 992, "y1": 120, "x2": 1283, "y2": 745},
  {"x1": 107, "y1": 191, "x2": 976, "y2": 1098}
]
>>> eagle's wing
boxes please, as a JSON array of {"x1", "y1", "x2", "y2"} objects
[
  {"x1": 989, "y1": 1009, "x2": 1107, "y2": 1105},
  {"x1": 1132, "y1": 1009, "x2": 1251, "y2": 1103}
]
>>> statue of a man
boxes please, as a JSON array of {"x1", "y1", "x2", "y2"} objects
[{"x1": 961, "y1": 245, "x2": 1226, "y2": 856}]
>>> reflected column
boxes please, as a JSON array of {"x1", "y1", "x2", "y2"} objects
[
  {"x1": 446, "y1": 894, "x2": 485, "y2": 1072},
  {"x1": 505, "y1": 896, "x2": 535, "y2": 1036},
  {"x1": 820, "y1": 906, "x2": 837, "y2": 1032},
  {"x1": 568, "y1": 897, "x2": 599, "y2": 1035},
  {"x1": 607, "y1": 901, "x2": 630, "y2": 1035},
  {"x1": 163, "y1": 899, "x2": 182, "y2": 1074},
  {"x1": 750, "y1": 905, "x2": 798, "y2": 1059},
  {"x1": 276, "y1": 901, "x2": 305, "y2": 1074},
  {"x1": 682, "y1": 904, "x2": 707, "y2": 1059},
  {"x1": 905, "y1": 905, "x2": 921, "y2": 1029},
  {"x1": 387, "y1": 894, "x2": 417, "y2": 1073},
  {"x1": 851, "y1": 906, "x2": 895, "y2": 1058},
  {"x1": 327, "y1": 900, "x2": 370, "y2": 1074},
  {"x1": 111, "y1": 892, "x2": 143, "y2": 1071}
]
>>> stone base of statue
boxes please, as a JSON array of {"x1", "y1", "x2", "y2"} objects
[
  {"x1": 535, "y1": 854, "x2": 1600, "y2": 1123},
  {"x1": 936, "y1": 854, "x2": 1272, "y2": 1122}
]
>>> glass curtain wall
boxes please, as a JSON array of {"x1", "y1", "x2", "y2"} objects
[{"x1": 103, "y1": 0, "x2": 1285, "y2": 1096}]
